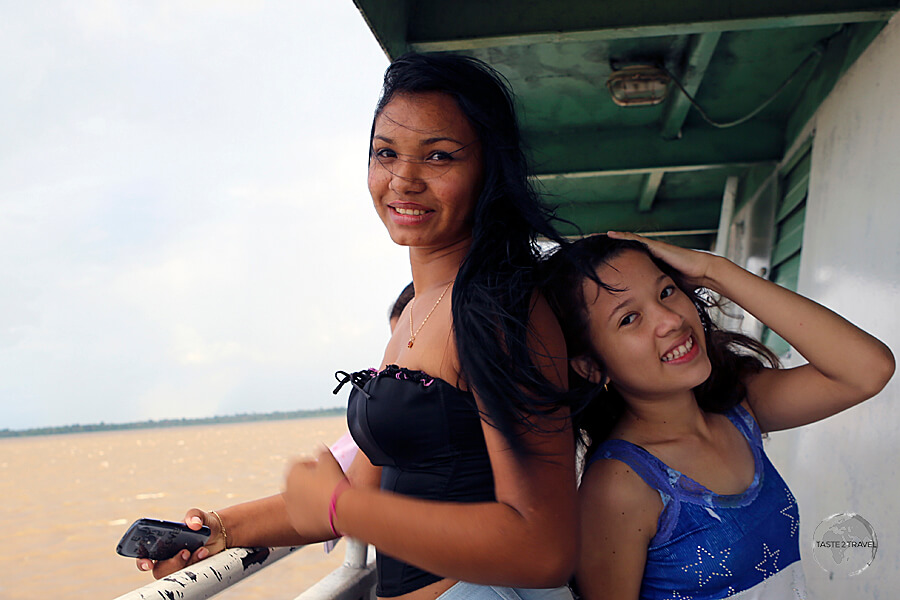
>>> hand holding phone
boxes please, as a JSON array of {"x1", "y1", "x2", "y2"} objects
[{"x1": 117, "y1": 518, "x2": 211, "y2": 561}]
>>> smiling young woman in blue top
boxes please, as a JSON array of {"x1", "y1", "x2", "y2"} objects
[
  {"x1": 137, "y1": 54, "x2": 582, "y2": 600},
  {"x1": 543, "y1": 232, "x2": 893, "y2": 600}
]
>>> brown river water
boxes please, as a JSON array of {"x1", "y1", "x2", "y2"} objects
[{"x1": 0, "y1": 417, "x2": 349, "y2": 599}]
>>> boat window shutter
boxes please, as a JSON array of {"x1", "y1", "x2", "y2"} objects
[{"x1": 762, "y1": 141, "x2": 812, "y2": 356}]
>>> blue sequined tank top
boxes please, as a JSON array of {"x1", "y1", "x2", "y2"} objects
[{"x1": 587, "y1": 405, "x2": 808, "y2": 599}]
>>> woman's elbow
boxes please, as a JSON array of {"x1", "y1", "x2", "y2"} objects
[
  {"x1": 876, "y1": 345, "x2": 895, "y2": 389},
  {"x1": 859, "y1": 343, "x2": 895, "y2": 400},
  {"x1": 523, "y1": 533, "x2": 577, "y2": 587}
]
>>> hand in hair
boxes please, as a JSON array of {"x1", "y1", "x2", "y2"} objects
[
  {"x1": 607, "y1": 231, "x2": 894, "y2": 433},
  {"x1": 606, "y1": 230, "x2": 716, "y2": 285}
]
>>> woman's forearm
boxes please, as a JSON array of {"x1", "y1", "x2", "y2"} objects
[
  {"x1": 333, "y1": 487, "x2": 576, "y2": 588},
  {"x1": 219, "y1": 494, "x2": 329, "y2": 548},
  {"x1": 706, "y1": 256, "x2": 894, "y2": 395}
]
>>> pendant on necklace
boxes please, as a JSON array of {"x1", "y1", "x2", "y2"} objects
[{"x1": 406, "y1": 280, "x2": 453, "y2": 352}]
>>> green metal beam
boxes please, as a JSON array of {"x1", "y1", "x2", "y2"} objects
[
  {"x1": 533, "y1": 163, "x2": 755, "y2": 180},
  {"x1": 351, "y1": 0, "x2": 413, "y2": 59},
  {"x1": 638, "y1": 172, "x2": 665, "y2": 212},
  {"x1": 528, "y1": 122, "x2": 783, "y2": 176},
  {"x1": 551, "y1": 197, "x2": 722, "y2": 235},
  {"x1": 660, "y1": 32, "x2": 722, "y2": 140},
  {"x1": 403, "y1": 0, "x2": 896, "y2": 51}
]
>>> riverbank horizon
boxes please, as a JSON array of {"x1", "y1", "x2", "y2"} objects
[{"x1": 0, "y1": 407, "x2": 346, "y2": 439}]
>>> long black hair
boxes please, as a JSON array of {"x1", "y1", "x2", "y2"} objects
[
  {"x1": 542, "y1": 235, "x2": 779, "y2": 461},
  {"x1": 371, "y1": 53, "x2": 576, "y2": 454}
]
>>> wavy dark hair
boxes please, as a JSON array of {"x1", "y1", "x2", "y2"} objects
[
  {"x1": 542, "y1": 235, "x2": 779, "y2": 462},
  {"x1": 371, "y1": 53, "x2": 576, "y2": 454}
]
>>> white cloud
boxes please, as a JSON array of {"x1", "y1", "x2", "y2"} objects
[{"x1": 0, "y1": 1, "x2": 409, "y2": 429}]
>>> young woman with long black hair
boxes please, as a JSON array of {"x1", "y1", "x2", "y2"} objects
[{"x1": 138, "y1": 54, "x2": 581, "y2": 600}]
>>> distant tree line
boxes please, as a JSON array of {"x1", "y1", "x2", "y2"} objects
[{"x1": 0, "y1": 407, "x2": 346, "y2": 438}]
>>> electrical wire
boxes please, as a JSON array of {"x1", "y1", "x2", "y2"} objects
[{"x1": 663, "y1": 41, "x2": 827, "y2": 129}]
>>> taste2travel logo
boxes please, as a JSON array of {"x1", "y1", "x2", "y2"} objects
[{"x1": 811, "y1": 513, "x2": 877, "y2": 577}]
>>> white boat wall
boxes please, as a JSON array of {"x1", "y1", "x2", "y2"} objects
[{"x1": 732, "y1": 15, "x2": 900, "y2": 599}]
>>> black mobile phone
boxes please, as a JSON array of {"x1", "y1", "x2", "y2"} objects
[{"x1": 116, "y1": 518, "x2": 211, "y2": 561}]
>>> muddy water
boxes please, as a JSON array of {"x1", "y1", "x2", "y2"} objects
[{"x1": 0, "y1": 417, "x2": 349, "y2": 599}]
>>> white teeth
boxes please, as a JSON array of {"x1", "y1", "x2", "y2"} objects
[
  {"x1": 662, "y1": 336, "x2": 694, "y2": 363},
  {"x1": 394, "y1": 207, "x2": 426, "y2": 216}
]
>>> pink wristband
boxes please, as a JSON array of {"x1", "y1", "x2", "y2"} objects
[{"x1": 328, "y1": 478, "x2": 352, "y2": 538}]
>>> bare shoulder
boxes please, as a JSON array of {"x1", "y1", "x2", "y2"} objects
[
  {"x1": 576, "y1": 456, "x2": 661, "y2": 600},
  {"x1": 580, "y1": 456, "x2": 663, "y2": 534}
]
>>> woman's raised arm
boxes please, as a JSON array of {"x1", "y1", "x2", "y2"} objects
[{"x1": 713, "y1": 255, "x2": 893, "y2": 431}]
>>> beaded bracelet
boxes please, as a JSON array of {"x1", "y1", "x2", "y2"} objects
[{"x1": 328, "y1": 478, "x2": 352, "y2": 538}]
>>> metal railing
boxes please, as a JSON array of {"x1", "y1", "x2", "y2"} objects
[
  {"x1": 294, "y1": 540, "x2": 376, "y2": 600},
  {"x1": 112, "y1": 539, "x2": 376, "y2": 600}
]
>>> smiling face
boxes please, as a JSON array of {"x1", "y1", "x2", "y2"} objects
[
  {"x1": 368, "y1": 92, "x2": 483, "y2": 250},
  {"x1": 577, "y1": 250, "x2": 712, "y2": 404}
]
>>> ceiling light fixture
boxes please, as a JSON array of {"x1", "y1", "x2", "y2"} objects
[{"x1": 606, "y1": 65, "x2": 670, "y2": 107}]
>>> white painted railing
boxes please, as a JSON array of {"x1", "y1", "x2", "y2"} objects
[
  {"x1": 112, "y1": 539, "x2": 376, "y2": 600},
  {"x1": 294, "y1": 540, "x2": 376, "y2": 600}
]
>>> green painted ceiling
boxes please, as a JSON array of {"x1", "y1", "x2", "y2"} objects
[{"x1": 352, "y1": 0, "x2": 897, "y2": 247}]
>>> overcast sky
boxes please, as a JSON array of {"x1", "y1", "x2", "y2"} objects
[{"x1": 0, "y1": 2, "x2": 415, "y2": 430}]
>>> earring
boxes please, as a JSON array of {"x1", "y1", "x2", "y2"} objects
[{"x1": 602, "y1": 382, "x2": 609, "y2": 393}]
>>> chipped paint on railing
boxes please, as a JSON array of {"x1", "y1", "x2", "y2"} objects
[{"x1": 112, "y1": 545, "x2": 301, "y2": 600}]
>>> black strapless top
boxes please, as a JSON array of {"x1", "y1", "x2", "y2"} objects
[{"x1": 343, "y1": 365, "x2": 496, "y2": 597}]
